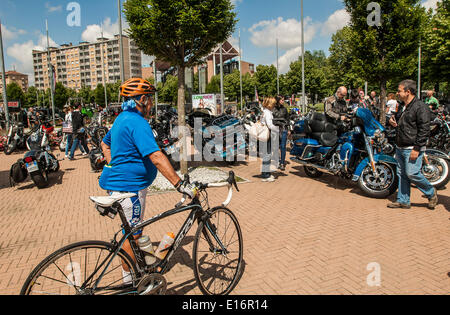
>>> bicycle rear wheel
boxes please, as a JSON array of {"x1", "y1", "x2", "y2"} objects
[
  {"x1": 20, "y1": 241, "x2": 139, "y2": 295},
  {"x1": 192, "y1": 207, "x2": 243, "y2": 295}
]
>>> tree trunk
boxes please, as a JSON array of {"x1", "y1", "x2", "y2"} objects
[
  {"x1": 177, "y1": 65, "x2": 188, "y2": 175},
  {"x1": 380, "y1": 79, "x2": 387, "y2": 126}
]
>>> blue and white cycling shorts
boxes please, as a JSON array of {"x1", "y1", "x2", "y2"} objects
[{"x1": 108, "y1": 189, "x2": 147, "y2": 236}]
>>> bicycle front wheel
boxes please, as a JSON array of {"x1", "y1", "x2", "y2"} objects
[
  {"x1": 193, "y1": 207, "x2": 244, "y2": 295},
  {"x1": 20, "y1": 241, "x2": 139, "y2": 295}
]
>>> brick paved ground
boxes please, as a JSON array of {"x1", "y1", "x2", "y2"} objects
[{"x1": 0, "y1": 148, "x2": 448, "y2": 295}]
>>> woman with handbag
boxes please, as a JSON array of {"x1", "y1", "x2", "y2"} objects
[
  {"x1": 260, "y1": 97, "x2": 279, "y2": 182},
  {"x1": 63, "y1": 106, "x2": 74, "y2": 159}
]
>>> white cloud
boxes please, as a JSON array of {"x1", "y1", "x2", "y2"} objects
[
  {"x1": 422, "y1": 0, "x2": 440, "y2": 11},
  {"x1": 6, "y1": 34, "x2": 58, "y2": 86},
  {"x1": 231, "y1": 0, "x2": 243, "y2": 5},
  {"x1": 321, "y1": 9, "x2": 350, "y2": 36},
  {"x1": 249, "y1": 17, "x2": 318, "y2": 50},
  {"x1": 81, "y1": 17, "x2": 130, "y2": 43},
  {"x1": 277, "y1": 46, "x2": 303, "y2": 74},
  {"x1": 45, "y1": 2, "x2": 63, "y2": 13},
  {"x1": 1, "y1": 24, "x2": 26, "y2": 40}
]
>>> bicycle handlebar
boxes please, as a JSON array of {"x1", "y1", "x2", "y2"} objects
[{"x1": 175, "y1": 171, "x2": 239, "y2": 208}]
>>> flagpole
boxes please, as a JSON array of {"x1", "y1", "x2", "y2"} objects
[
  {"x1": 276, "y1": 38, "x2": 279, "y2": 95},
  {"x1": 239, "y1": 29, "x2": 243, "y2": 112},
  {"x1": 301, "y1": 0, "x2": 305, "y2": 114},
  {"x1": 0, "y1": 20, "x2": 10, "y2": 129},
  {"x1": 154, "y1": 57, "x2": 158, "y2": 119},
  {"x1": 219, "y1": 42, "x2": 224, "y2": 113},
  {"x1": 46, "y1": 20, "x2": 56, "y2": 126},
  {"x1": 118, "y1": 0, "x2": 125, "y2": 82},
  {"x1": 101, "y1": 23, "x2": 108, "y2": 110}
]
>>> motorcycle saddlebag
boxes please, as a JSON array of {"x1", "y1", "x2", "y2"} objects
[{"x1": 10, "y1": 160, "x2": 28, "y2": 186}]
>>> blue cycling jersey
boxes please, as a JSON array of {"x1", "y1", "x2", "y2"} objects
[{"x1": 99, "y1": 109, "x2": 160, "y2": 192}]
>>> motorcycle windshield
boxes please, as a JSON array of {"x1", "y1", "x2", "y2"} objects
[{"x1": 356, "y1": 108, "x2": 385, "y2": 137}]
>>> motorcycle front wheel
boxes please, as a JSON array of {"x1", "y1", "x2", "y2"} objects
[
  {"x1": 422, "y1": 156, "x2": 449, "y2": 189},
  {"x1": 358, "y1": 162, "x2": 398, "y2": 199}
]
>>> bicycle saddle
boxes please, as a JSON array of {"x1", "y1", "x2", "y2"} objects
[{"x1": 90, "y1": 193, "x2": 137, "y2": 207}]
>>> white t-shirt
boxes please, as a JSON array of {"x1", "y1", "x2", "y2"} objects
[{"x1": 386, "y1": 100, "x2": 398, "y2": 114}]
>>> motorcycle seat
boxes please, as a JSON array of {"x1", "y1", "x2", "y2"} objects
[
  {"x1": 90, "y1": 193, "x2": 137, "y2": 207},
  {"x1": 309, "y1": 119, "x2": 337, "y2": 133},
  {"x1": 311, "y1": 132, "x2": 338, "y2": 147}
]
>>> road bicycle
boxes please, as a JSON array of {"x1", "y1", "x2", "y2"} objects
[{"x1": 20, "y1": 171, "x2": 244, "y2": 295}]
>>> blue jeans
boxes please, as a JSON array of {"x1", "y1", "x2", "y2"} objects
[
  {"x1": 65, "y1": 134, "x2": 73, "y2": 156},
  {"x1": 395, "y1": 148, "x2": 435, "y2": 205},
  {"x1": 279, "y1": 130, "x2": 288, "y2": 165}
]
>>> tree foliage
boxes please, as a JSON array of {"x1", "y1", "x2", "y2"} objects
[{"x1": 344, "y1": 0, "x2": 426, "y2": 123}]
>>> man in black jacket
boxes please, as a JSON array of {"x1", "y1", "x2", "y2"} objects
[
  {"x1": 388, "y1": 80, "x2": 437, "y2": 210},
  {"x1": 68, "y1": 104, "x2": 89, "y2": 160}
]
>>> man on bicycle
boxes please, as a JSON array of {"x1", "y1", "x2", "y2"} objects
[{"x1": 99, "y1": 78, "x2": 197, "y2": 283}]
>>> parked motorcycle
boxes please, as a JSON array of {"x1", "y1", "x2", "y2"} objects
[
  {"x1": 384, "y1": 123, "x2": 449, "y2": 189},
  {"x1": 428, "y1": 110, "x2": 450, "y2": 154},
  {"x1": 86, "y1": 122, "x2": 109, "y2": 172},
  {"x1": 9, "y1": 121, "x2": 60, "y2": 189},
  {"x1": 290, "y1": 108, "x2": 398, "y2": 199},
  {"x1": 189, "y1": 111, "x2": 247, "y2": 164},
  {"x1": 150, "y1": 108, "x2": 180, "y2": 170},
  {"x1": 4, "y1": 122, "x2": 27, "y2": 155}
]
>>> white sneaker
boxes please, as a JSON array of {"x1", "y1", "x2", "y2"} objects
[
  {"x1": 82, "y1": 152, "x2": 87, "y2": 156},
  {"x1": 262, "y1": 175, "x2": 275, "y2": 182}
]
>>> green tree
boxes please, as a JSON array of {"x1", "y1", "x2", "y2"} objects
[
  {"x1": 6, "y1": 82, "x2": 25, "y2": 106},
  {"x1": 94, "y1": 84, "x2": 106, "y2": 106},
  {"x1": 254, "y1": 64, "x2": 277, "y2": 97},
  {"x1": 422, "y1": 1, "x2": 450, "y2": 96},
  {"x1": 25, "y1": 86, "x2": 39, "y2": 107},
  {"x1": 159, "y1": 74, "x2": 179, "y2": 105},
  {"x1": 286, "y1": 50, "x2": 331, "y2": 101},
  {"x1": 205, "y1": 75, "x2": 221, "y2": 94},
  {"x1": 344, "y1": 0, "x2": 426, "y2": 124},
  {"x1": 327, "y1": 27, "x2": 365, "y2": 91},
  {"x1": 124, "y1": 0, "x2": 237, "y2": 173},
  {"x1": 54, "y1": 82, "x2": 69, "y2": 109}
]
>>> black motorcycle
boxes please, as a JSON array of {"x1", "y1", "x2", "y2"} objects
[
  {"x1": 4, "y1": 122, "x2": 27, "y2": 155},
  {"x1": 150, "y1": 108, "x2": 180, "y2": 170},
  {"x1": 10, "y1": 121, "x2": 60, "y2": 189},
  {"x1": 428, "y1": 110, "x2": 450, "y2": 154},
  {"x1": 86, "y1": 121, "x2": 109, "y2": 172}
]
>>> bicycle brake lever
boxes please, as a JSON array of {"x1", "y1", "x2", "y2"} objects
[{"x1": 228, "y1": 171, "x2": 239, "y2": 192}]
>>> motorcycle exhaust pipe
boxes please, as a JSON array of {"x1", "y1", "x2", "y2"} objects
[{"x1": 290, "y1": 157, "x2": 336, "y2": 176}]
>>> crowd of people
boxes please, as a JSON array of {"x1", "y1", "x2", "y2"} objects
[{"x1": 257, "y1": 80, "x2": 441, "y2": 211}]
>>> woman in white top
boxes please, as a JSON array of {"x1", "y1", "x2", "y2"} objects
[
  {"x1": 260, "y1": 97, "x2": 279, "y2": 182},
  {"x1": 386, "y1": 93, "x2": 398, "y2": 115}
]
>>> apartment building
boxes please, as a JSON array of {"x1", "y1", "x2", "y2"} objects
[
  {"x1": 0, "y1": 71, "x2": 29, "y2": 94},
  {"x1": 32, "y1": 34, "x2": 142, "y2": 91}
]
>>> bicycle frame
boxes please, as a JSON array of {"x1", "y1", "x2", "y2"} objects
[{"x1": 89, "y1": 197, "x2": 228, "y2": 294}]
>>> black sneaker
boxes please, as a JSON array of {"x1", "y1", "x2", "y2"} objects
[
  {"x1": 387, "y1": 202, "x2": 411, "y2": 209},
  {"x1": 279, "y1": 164, "x2": 286, "y2": 171}
]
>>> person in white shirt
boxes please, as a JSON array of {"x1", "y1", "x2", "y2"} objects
[
  {"x1": 260, "y1": 97, "x2": 279, "y2": 182},
  {"x1": 386, "y1": 93, "x2": 398, "y2": 115}
]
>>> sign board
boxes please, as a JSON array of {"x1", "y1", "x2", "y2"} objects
[
  {"x1": 0, "y1": 101, "x2": 20, "y2": 108},
  {"x1": 192, "y1": 94, "x2": 222, "y2": 115}
]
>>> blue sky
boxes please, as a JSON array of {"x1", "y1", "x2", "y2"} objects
[{"x1": 0, "y1": 0, "x2": 440, "y2": 85}]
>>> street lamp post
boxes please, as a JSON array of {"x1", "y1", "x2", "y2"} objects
[
  {"x1": 301, "y1": 0, "x2": 305, "y2": 114},
  {"x1": 0, "y1": 20, "x2": 10, "y2": 129}
]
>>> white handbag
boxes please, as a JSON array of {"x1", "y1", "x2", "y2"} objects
[{"x1": 249, "y1": 121, "x2": 270, "y2": 142}]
